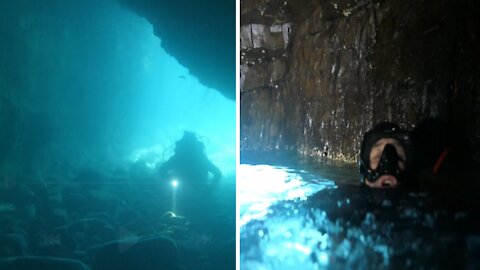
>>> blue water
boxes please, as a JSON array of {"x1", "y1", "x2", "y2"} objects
[
  {"x1": 0, "y1": 1, "x2": 235, "y2": 269},
  {"x1": 239, "y1": 159, "x2": 480, "y2": 270}
]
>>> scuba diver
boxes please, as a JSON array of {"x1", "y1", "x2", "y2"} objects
[
  {"x1": 359, "y1": 122, "x2": 413, "y2": 188},
  {"x1": 159, "y1": 131, "x2": 222, "y2": 193}
]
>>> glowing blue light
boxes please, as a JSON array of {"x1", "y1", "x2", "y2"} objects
[
  {"x1": 293, "y1": 243, "x2": 312, "y2": 255},
  {"x1": 318, "y1": 251, "x2": 329, "y2": 265},
  {"x1": 239, "y1": 164, "x2": 338, "y2": 269},
  {"x1": 239, "y1": 164, "x2": 336, "y2": 226},
  {"x1": 128, "y1": 144, "x2": 164, "y2": 169},
  {"x1": 121, "y1": 10, "x2": 236, "y2": 180},
  {"x1": 373, "y1": 244, "x2": 391, "y2": 266},
  {"x1": 171, "y1": 180, "x2": 178, "y2": 188}
]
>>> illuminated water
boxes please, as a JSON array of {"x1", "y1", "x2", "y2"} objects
[
  {"x1": 0, "y1": 1, "x2": 235, "y2": 269},
  {"x1": 239, "y1": 155, "x2": 480, "y2": 270}
]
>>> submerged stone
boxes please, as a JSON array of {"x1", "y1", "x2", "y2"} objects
[
  {"x1": 92, "y1": 235, "x2": 178, "y2": 270},
  {"x1": 0, "y1": 256, "x2": 90, "y2": 270},
  {"x1": 0, "y1": 233, "x2": 28, "y2": 256}
]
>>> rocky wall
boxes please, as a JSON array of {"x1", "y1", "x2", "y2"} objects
[
  {"x1": 240, "y1": 0, "x2": 480, "y2": 162},
  {"x1": 119, "y1": 0, "x2": 236, "y2": 100}
]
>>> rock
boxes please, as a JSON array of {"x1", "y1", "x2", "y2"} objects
[
  {"x1": 62, "y1": 193, "x2": 87, "y2": 212},
  {"x1": 73, "y1": 168, "x2": 109, "y2": 188},
  {"x1": 0, "y1": 256, "x2": 90, "y2": 270},
  {"x1": 0, "y1": 233, "x2": 28, "y2": 256},
  {"x1": 92, "y1": 235, "x2": 178, "y2": 270},
  {"x1": 210, "y1": 238, "x2": 235, "y2": 270},
  {"x1": 85, "y1": 190, "x2": 120, "y2": 211},
  {"x1": 119, "y1": 0, "x2": 235, "y2": 100},
  {"x1": 66, "y1": 218, "x2": 115, "y2": 243},
  {"x1": 240, "y1": 0, "x2": 480, "y2": 162},
  {"x1": 466, "y1": 235, "x2": 480, "y2": 270}
]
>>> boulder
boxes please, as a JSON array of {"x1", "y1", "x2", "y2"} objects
[
  {"x1": 93, "y1": 235, "x2": 178, "y2": 270},
  {"x1": 0, "y1": 256, "x2": 90, "y2": 270},
  {"x1": 0, "y1": 233, "x2": 28, "y2": 256}
]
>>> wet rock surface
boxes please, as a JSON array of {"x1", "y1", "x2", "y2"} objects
[
  {"x1": 93, "y1": 236, "x2": 178, "y2": 270},
  {"x1": 119, "y1": 0, "x2": 236, "y2": 100},
  {"x1": 0, "y1": 169, "x2": 235, "y2": 270},
  {"x1": 240, "y1": 0, "x2": 480, "y2": 162},
  {"x1": 0, "y1": 256, "x2": 91, "y2": 270}
]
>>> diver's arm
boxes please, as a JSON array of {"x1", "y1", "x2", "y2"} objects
[
  {"x1": 159, "y1": 157, "x2": 176, "y2": 180},
  {"x1": 206, "y1": 159, "x2": 222, "y2": 185}
]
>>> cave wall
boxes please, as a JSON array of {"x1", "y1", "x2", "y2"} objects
[
  {"x1": 240, "y1": 0, "x2": 480, "y2": 162},
  {"x1": 119, "y1": 0, "x2": 236, "y2": 100}
]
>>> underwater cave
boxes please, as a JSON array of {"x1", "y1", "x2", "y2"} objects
[{"x1": 0, "y1": 0, "x2": 235, "y2": 269}]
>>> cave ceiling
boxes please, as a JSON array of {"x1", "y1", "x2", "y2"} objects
[{"x1": 119, "y1": 0, "x2": 236, "y2": 100}]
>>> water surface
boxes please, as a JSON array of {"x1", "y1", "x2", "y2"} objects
[{"x1": 239, "y1": 154, "x2": 480, "y2": 269}]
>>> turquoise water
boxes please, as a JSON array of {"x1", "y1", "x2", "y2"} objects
[{"x1": 0, "y1": 1, "x2": 235, "y2": 269}]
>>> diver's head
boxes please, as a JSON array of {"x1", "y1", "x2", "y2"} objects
[
  {"x1": 175, "y1": 131, "x2": 205, "y2": 155},
  {"x1": 180, "y1": 131, "x2": 197, "y2": 141},
  {"x1": 359, "y1": 122, "x2": 412, "y2": 188}
]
